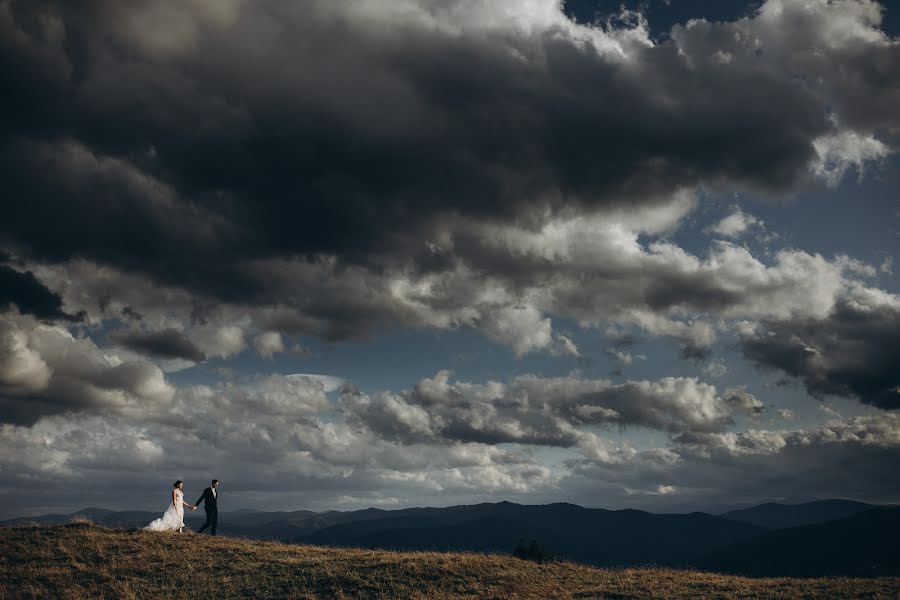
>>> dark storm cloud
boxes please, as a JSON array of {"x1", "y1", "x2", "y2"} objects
[
  {"x1": 108, "y1": 327, "x2": 207, "y2": 363},
  {"x1": 3, "y1": 0, "x2": 885, "y2": 303},
  {"x1": 0, "y1": 137, "x2": 254, "y2": 302},
  {"x1": 0, "y1": 0, "x2": 896, "y2": 400},
  {"x1": 0, "y1": 264, "x2": 77, "y2": 321},
  {"x1": 740, "y1": 295, "x2": 900, "y2": 409}
]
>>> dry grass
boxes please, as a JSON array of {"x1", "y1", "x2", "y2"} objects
[{"x1": 1, "y1": 523, "x2": 898, "y2": 599}]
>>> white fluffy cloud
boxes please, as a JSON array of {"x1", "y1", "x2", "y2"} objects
[
  {"x1": 341, "y1": 370, "x2": 745, "y2": 448},
  {"x1": 708, "y1": 209, "x2": 759, "y2": 238},
  {"x1": 812, "y1": 130, "x2": 891, "y2": 186},
  {"x1": 192, "y1": 324, "x2": 246, "y2": 359},
  {"x1": 0, "y1": 315, "x2": 52, "y2": 395},
  {"x1": 0, "y1": 312, "x2": 174, "y2": 425},
  {"x1": 0, "y1": 372, "x2": 556, "y2": 514},
  {"x1": 253, "y1": 330, "x2": 286, "y2": 358}
]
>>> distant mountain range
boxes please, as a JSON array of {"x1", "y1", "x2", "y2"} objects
[
  {"x1": 719, "y1": 499, "x2": 875, "y2": 529},
  {"x1": 4, "y1": 499, "x2": 897, "y2": 576}
]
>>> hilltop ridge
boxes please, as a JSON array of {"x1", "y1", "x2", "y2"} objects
[{"x1": 3, "y1": 523, "x2": 900, "y2": 599}]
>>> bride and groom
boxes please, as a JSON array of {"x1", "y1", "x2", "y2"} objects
[{"x1": 144, "y1": 479, "x2": 219, "y2": 535}]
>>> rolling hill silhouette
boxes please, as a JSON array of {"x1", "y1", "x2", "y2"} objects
[
  {"x1": 293, "y1": 502, "x2": 764, "y2": 567},
  {"x1": 701, "y1": 506, "x2": 900, "y2": 577},
  {"x1": 720, "y1": 499, "x2": 875, "y2": 529}
]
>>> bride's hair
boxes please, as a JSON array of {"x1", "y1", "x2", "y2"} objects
[{"x1": 173, "y1": 480, "x2": 183, "y2": 488}]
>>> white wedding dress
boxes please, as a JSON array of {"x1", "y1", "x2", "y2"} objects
[{"x1": 144, "y1": 489, "x2": 186, "y2": 532}]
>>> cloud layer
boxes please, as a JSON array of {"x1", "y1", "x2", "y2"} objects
[
  {"x1": 2, "y1": 367, "x2": 898, "y2": 516},
  {"x1": 0, "y1": 0, "x2": 898, "y2": 516}
]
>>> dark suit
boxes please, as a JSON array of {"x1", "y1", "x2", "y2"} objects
[{"x1": 195, "y1": 487, "x2": 219, "y2": 535}]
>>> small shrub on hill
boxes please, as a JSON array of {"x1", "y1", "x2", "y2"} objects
[{"x1": 512, "y1": 538, "x2": 554, "y2": 564}]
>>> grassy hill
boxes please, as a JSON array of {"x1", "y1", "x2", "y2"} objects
[{"x1": 3, "y1": 523, "x2": 900, "y2": 599}]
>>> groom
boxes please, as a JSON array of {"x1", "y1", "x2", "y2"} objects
[{"x1": 195, "y1": 479, "x2": 219, "y2": 536}]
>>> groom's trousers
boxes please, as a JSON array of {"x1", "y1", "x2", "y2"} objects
[{"x1": 198, "y1": 508, "x2": 218, "y2": 535}]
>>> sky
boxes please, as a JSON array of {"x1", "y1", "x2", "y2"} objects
[{"x1": 0, "y1": 0, "x2": 899, "y2": 519}]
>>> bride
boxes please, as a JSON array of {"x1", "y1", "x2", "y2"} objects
[{"x1": 144, "y1": 480, "x2": 196, "y2": 532}]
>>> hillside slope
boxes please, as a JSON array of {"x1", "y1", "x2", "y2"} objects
[
  {"x1": 3, "y1": 524, "x2": 900, "y2": 600},
  {"x1": 701, "y1": 507, "x2": 900, "y2": 577}
]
